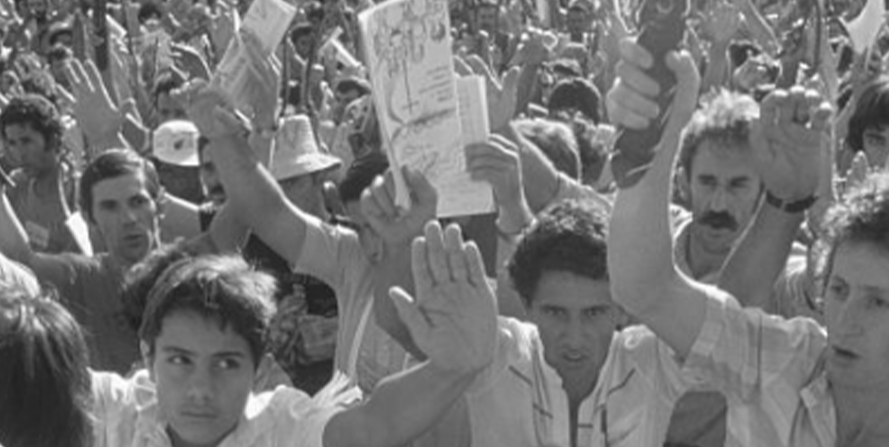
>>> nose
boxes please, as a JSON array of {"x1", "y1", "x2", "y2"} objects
[
  {"x1": 563, "y1": 318, "x2": 586, "y2": 351},
  {"x1": 708, "y1": 188, "x2": 728, "y2": 212},
  {"x1": 834, "y1": 297, "x2": 865, "y2": 339},
  {"x1": 186, "y1": 366, "x2": 215, "y2": 404}
]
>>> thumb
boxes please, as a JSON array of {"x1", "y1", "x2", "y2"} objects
[
  {"x1": 664, "y1": 50, "x2": 700, "y2": 136},
  {"x1": 404, "y1": 166, "x2": 438, "y2": 208},
  {"x1": 389, "y1": 286, "x2": 431, "y2": 341}
]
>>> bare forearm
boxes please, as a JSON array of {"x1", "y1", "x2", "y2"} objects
[
  {"x1": 719, "y1": 201, "x2": 803, "y2": 312},
  {"x1": 0, "y1": 190, "x2": 33, "y2": 266},
  {"x1": 324, "y1": 362, "x2": 475, "y2": 447},
  {"x1": 373, "y1": 244, "x2": 426, "y2": 360}
]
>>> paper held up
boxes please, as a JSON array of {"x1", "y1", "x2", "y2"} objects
[
  {"x1": 843, "y1": 0, "x2": 886, "y2": 53},
  {"x1": 359, "y1": 0, "x2": 494, "y2": 218},
  {"x1": 210, "y1": 0, "x2": 296, "y2": 110}
]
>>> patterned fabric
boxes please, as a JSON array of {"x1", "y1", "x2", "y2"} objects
[
  {"x1": 464, "y1": 318, "x2": 696, "y2": 447},
  {"x1": 685, "y1": 285, "x2": 834, "y2": 447}
]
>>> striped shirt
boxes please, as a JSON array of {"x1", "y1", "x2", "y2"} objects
[
  {"x1": 686, "y1": 285, "x2": 834, "y2": 447},
  {"x1": 464, "y1": 317, "x2": 697, "y2": 447}
]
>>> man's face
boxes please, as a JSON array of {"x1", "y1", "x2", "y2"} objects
[
  {"x1": 3, "y1": 123, "x2": 56, "y2": 176},
  {"x1": 566, "y1": 9, "x2": 588, "y2": 39},
  {"x1": 527, "y1": 271, "x2": 619, "y2": 395},
  {"x1": 90, "y1": 172, "x2": 161, "y2": 265},
  {"x1": 823, "y1": 242, "x2": 889, "y2": 391},
  {"x1": 279, "y1": 173, "x2": 325, "y2": 218},
  {"x1": 156, "y1": 93, "x2": 188, "y2": 127},
  {"x1": 294, "y1": 35, "x2": 313, "y2": 59},
  {"x1": 199, "y1": 145, "x2": 226, "y2": 206},
  {"x1": 685, "y1": 141, "x2": 761, "y2": 255},
  {"x1": 475, "y1": 6, "x2": 498, "y2": 34},
  {"x1": 860, "y1": 125, "x2": 889, "y2": 169},
  {"x1": 147, "y1": 311, "x2": 257, "y2": 447}
]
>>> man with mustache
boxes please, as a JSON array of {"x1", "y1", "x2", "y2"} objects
[{"x1": 664, "y1": 89, "x2": 818, "y2": 447}]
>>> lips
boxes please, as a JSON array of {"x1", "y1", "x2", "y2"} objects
[{"x1": 180, "y1": 409, "x2": 217, "y2": 420}]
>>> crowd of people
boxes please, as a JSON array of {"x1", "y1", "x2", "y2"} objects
[{"x1": 1, "y1": 0, "x2": 889, "y2": 446}]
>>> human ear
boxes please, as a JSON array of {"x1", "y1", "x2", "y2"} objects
[{"x1": 140, "y1": 341, "x2": 156, "y2": 382}]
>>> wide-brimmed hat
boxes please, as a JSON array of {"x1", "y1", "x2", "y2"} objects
[
  {"x1": 270, "y1": 115, "x2": 341, "y2": 181},
  {"x1": 153, "y1": 120, "x2": 200, "y2": 167}
]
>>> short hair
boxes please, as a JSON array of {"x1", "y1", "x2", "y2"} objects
[
  {"x1": 547, "y1": 78, "x2": 602, "y2": 124},
  {"x1": 0, "y1": 94, "x2": 64, "y2": 151},
  {"x1": 818, "y1": 172, "x2": 889, "y2": 279},
  {"x1": 152, "y1": 70, "x2": 185, "y2": 105},
  {"x1": 728, "y1": 40, "x2": 762, "y2": 69},
  {"x1": 335, "y1": 77, "x2": 371, "y2": 98},
  {"x1": 122, "y1": 239, "x2": 199, "y2": 333},
  {"x1": 846, "y1": 77, "x2": 889, "y2": 152},
  {"x1": 338, "y1": 151, "x2": 389, "y2": 204},
  {"x1": 678, "y1": 89, "x2": 758, "y2": 177},
  {"x1": 46, "y1": 44, "x2": 73, "y2": 64},
  {"x1": 137, "y1": 1, "x2": 163, "y2": 24},
  {"x1": 289, "y1": 23, "x2": 314, "y2": 45},
  {"x1": 138, "y1": 255, "x2": 277, "y2": 367},
  {"x1": 0, "y1": 271, "x2": 92, "y2": 447},
  {"x1": 573, "y1": 120, "x2": 610, "y2": 184},
  {"x1": 508, "y1": 200, "x2": 609, "y2": 306},
  {"x1": 514, "y1": 118, "x2": 582, "y2": 180},
  {"x1": 79, "y1": 149, "x2": 163, "y2": 223}
]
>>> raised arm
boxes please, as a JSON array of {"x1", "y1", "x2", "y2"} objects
[
  {"x1": 606, "y1": 39, "x2": 708, "y2": 359},
  {"x1": 325, "y1": 222, "x2": 497, "y2": 447},
  {"x1": 719, "y1": 87, "x2": 832, "y2": 312}
]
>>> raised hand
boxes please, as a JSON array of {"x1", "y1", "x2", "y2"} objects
[
  {"x1": 749, "y1": 86, "x2": 832, "y2": 203},
  {"x1": 241, "y1": 32, "x2": 282, "y2": 125},
  {"x1": 465, "y1": 134, "x2": 524, "y2": 209},
  {"x1": 64, "y1": 58, "x2": 124, "y2": 147},
  {"x1": 360, "y1": 167, "x2": 438, "y2": 247},
  {"x1": 209, "y1": 0, "x2": 237, "y2": 62},
  {"x1": 170, "y1": 42, "x2": 211, "y2": 80},
  {"x1": 463, "y1": 54, "x2": 520, "y2": 132},
  {"x1": 389, "y1": 222, "x2": 497, "y2": 373},
  {"x1": 703, "y1": 1, "x2": 742, "y2": 43}
]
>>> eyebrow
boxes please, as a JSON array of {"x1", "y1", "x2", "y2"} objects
[{"x1": 160, "y1": 346, "x2": 249, "y2": 358}]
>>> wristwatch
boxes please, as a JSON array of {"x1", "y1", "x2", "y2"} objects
[{"x1": 764, "y1": 190, "x2": 817, "y2": 213}]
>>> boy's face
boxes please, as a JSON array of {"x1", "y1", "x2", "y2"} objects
[{"x1": 145, "y1": 310, "x2": 260, "y2": 446}]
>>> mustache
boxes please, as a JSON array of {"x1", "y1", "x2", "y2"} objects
[{"x1": 700, "y1": 211, "x2": 738, "y2": 231}]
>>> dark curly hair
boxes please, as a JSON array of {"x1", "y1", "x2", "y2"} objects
[
  {"x1": 507, "y1": 199, "x2": 609, "y2": 307},
  {"x1": 0, "y1": 94, "x2": 64, "y2": 152},
  {"x1": 846, "y1": 77, "x2": 889, "y2": 153}
]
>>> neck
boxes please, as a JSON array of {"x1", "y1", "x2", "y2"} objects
[
  {"x1": 686, "y1": 224, "x2": 731, "y2": 279},
  {"x1": 832, "y1": 381, "x2": 889, "y2": 445}
]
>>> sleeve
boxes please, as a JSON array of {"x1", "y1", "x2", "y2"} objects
[
  {"x1": 292, "y1": 220, "x2": 362, "y2": 292},
  {"x1": 465, "y1": 317, "x2": 529, "y2": 396},
  {"x1": 682, "y1": 286, "x2": 827, "y2": 403},
  {"x1": 278, "y1": 373, "x2": 363, "y2": 447},
  {"x1": 772, "y1": 246, "x2": 823, "y2": 323},
  {"x1": 615, "y1": 327, "x2": 696, "y2": 403},
  {"x1": 89, "y1": 371, "x2": 141, "y2": 447}
]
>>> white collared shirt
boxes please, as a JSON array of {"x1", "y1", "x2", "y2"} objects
[
  {"x1": 90, "y1": 370, "x2": 360, "y2": 447},
  {"x1": 464, "y1": 318, "x2": 697, "y2": 447}
]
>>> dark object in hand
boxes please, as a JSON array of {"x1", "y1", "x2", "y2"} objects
[{"x1": 611, "y1": 0, "x2": 688, "y2": 189}]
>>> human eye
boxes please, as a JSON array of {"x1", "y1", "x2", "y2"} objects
[
  {"x1": 167, "y1": 355, "x2": 191, "y2": 366},
  {"x1": 543, "y1": 307, "x2": 566, "y2": 319},
  {"x1": 216, "y1": 358, "x2": 242, "y2": 371},
  {"x1": 869, "y1": 295, "x2": 889, "y2": 309},
  {"x1": 131, "y1": 195, "x2": 151, "y2": 208},
  {"x1": 826, "y1": 278, "x2": 849, "y2": 302}
]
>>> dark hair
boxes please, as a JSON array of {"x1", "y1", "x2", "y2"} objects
[
  {"x1": 79, "y1": 149, "x2": 162, "y2": 223},
  {"x1": 289, "y1": 23, "x2": 314, "y2": 46},
  {"x1": 138, "y1": 1, "x2": 164, "y2": 24},
  {"x1": 679, "y1": 89, "x2": 758, "y2": 177},
  {"x1": 820, "y1": 172, "x2": 889, "y2": 272},
  {"x1": 846, "y1": 77, "x2": 889, "y2": 153},
  {"x1": 515, "y1": 118, "x2": 582, "y2": 180},
  {"x1": 0, "y1": 264, "x2": 92, "y2": 447},
  {"x1": 573, "y1": 120, "x2": 610, "y2": 185},
  {"x1": 0, "y1": 94, "x2": 63, "y2": 151},
  {"x1": 138, "y1": 255, "x2": 277, "y2": 367},
  {"x1": 122, "y1": 239, "x2": 199, "y2": 333},
  {"x1": 335, "y1": 77, "x2": 371, "y2": 98},
  {"x1": 547, "y1": 78, "x2": 602, "y2": 124},
  {"x1": 338, "y1": 151, "x2": 389, "y2": 204},
  {"x1": 46, "y1": 45, "x2": 73, "y2": 63},
  {"x1": 508, "y1": 199, "x2": 609, "y2": 306},
  {"x1": 728, "y1": 40, "x2": 762, "y2": 69},
  {"x1": 152, "y1": 70, "x2": 185, "y2": 105}
]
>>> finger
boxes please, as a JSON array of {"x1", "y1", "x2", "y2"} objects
[
  {"x1": 424, "y1": 220, "x2": 450, "y2": 286},
  {"x1": 618, "y1": 37, "x2": 653, "y2": 70},
  {"x1": 758, "y1": 88, "x2": 781, "y2": 127},
  {"x1": 370, "y1": 174, "x2": 398, "y2": 219},
  {"x1": 443, "y1": 224, "x2": 469, "y2": 283},
  {"x1": 83, "y1": 59, "x2": 108, "y2": 96},
  {"x1": 403, "y1": 165, "x2": 438, "y2": 208},
  {"x1": 411, "y1": 235, "x2": 434, "y2": 293},
  {"x1": 488, "y1": 133, "x2": 518, "y2": 153},
  {"x1": 463, "y1": 240, "x2": 487, "y2": 288},
  {"x1": 615, "y1": 59, "x2": 660, "y2": 97},
  {"x1": 606, "y1": 82, "x2": 659, "y2": 128},
  {"x1": 810, "y1": 101, "x2": 833, "y2": 133},
  {"x1": 454, "y1": 56, "x2": 473, "y2": 77},
  {"x1": 787, "y1": 85, "x2": 809, "y2": 124},
  {"x1": 389, "y1": 286, "x2": 431, "y2": 340}
]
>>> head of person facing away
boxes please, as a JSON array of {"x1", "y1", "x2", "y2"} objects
[
  {"x1": 0, "y1": 255, "x2": 93, "y2": 447},
  {"x1": 817, "y1": 172, "x2": 889, "y2": 393},
  {"x1": 507, "y1": 199, "x2": 626, "y2": 400},
  {"x1": 79, "y1": 149, "x2": 165, "y2": 268},
  {"x1": 676, "y1": 89, "x2": 763, "y2": 258},
  {"x1": 138, "y1": 255, "x2": 277, "y2": 447}
]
